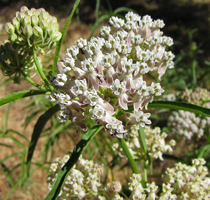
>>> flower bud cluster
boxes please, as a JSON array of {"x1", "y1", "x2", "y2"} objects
[
  {"x1": 163, "y1": 158, "x2": 210, "y2": 199},
  {"x1": 48, "y1": 153, "x2": 210, "y2": 199},
  {"x1": 128, "y1": 158, "x2": 210, "y2": 199},
  {"x1": 0, "y1": 6, "x2": 61, "y2": 83},
  {"x1": 50, "y1": 12, "x2": 174, "y2": 137},
  {"x1": 178, "y1": 87, "x2": 210, "y2": 108},
  {"x1": 47, "y1": 153, "x2": 105, "y2": 199},
  {"x1": 47, "y1": 153, "x2": 123, "y2": 199},
  {"x1": 129, "y1": 174, "x2": 158, "y2": 200},
  {"x1": 5, "y1": 6, "x2": 61, "y2": 50},
  {"x1": 112, "y1": 126, "x2": 175, "y2": 161},
  {"x1": 169, "y1": 110, "x2": 207, "y2": 139}
]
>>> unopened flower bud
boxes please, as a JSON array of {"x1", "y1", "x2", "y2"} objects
[
  {"x1": 17, "y1": 12, "x2": 26, "y2": 24},
  {"x1": 20, "y1": 6, "x2": 28, "y2": 13},
  {"x1": 39, "y1": 11, "x2": 49, "y2": 20},
  {"x1": 23, "y1": 15, "x2": 31, "y2": 26},
  {"x1": 33, "y1": 26, "x2": 43, "y2": 38},
  {"x1": 23, "y1": 24, "x2": 33, "y2": 38},
  {"x1": 12, "y1": 17, "x2": 20, "y2": 31},
  {"x1": 50, "y1": 16, "x2": 57, "y2": 24},
  {"x1": 39, "y1": 19, "x2": 48, "y2": 30},
  {"x1": 25, "y1": 9, "x2": 33, "y2": 16},
  {"x1": 110, "y1": 181, "x2": 122, "y2": 193},
  {"x1": 31, "y1": 15, "x2": 39, "y2": 26},
  {"x1": 9, "y1": 33, "x2": 18, "y2": 43},
  {"x1": 51, "y1": 31, "x2": 62, "y2": 42},
  {"x1": 5, "y1": 22, "x2": 15, "y2": 35}
]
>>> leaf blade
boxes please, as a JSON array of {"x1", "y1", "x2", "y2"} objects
[
  {"x1": 26, "y1": 104, "x2": 60, "y2": 177},
  {"x1": 0, "y1": 90, "x2": 46, "y2": 106},
  {"x1": 44, "y1": 125, "x2": 103, "y2": 200}
]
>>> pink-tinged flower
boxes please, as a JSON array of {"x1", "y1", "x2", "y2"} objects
[
  {"x1": 106, "y1": 118, "x2": 127, "y2": 138},
  {"x1": 132, "y1": 81, "x2": 150, "y2": 111},
  {"x1": 82, "y1": 58, "x2": 106, "y2": 90},
  {"x1": 126, "y1": 110, "x2": 151, "y2": 128},
  {"x1": 110, "y1": 79, "x2": 129, "y2": 110},
  {"x1": 120, "y1": 58, "x2": 136, "y2": 90},
  {"x1": 83, "y1": 90, "x2": 115, "y2": 115},
  {"x1": 70, "y1": 79, "x2": 88, "y2": 96}
]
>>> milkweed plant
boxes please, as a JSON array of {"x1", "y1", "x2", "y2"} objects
[{"x1": 0, "y1": 2, "x2": 210, "y2": 200}]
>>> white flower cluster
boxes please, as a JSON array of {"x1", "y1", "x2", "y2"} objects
[
  {"x1": 129, "y1": 174, "x2": 159, "y2": 200},
  {"x1": 47, "y1": 153, "x2": 123, "y2": 200},
  {"x1": 47, "y1": 153, "x2": 104, "y2": 199},
  {"x1": 47, "y1": 154, "x2": 210, "y2": 199},
  {"x1": 49, "y1": 12, "x2": 174, "y2": 137},
  {"x1": 128, "y1": 158, "x2": 210, "y2": 200},
  {"x1": 169, "y1": 110, "x2": 207, "y2": 139},
  {"x1": 179, "y1": 87, "x2": 210, "y2": 108},
  {"x1": 163, "y1": 158, "x2": 210, "y2": 199},
  {"x1": 112, "y1": 126, "x2": 175, "y2": 161}
]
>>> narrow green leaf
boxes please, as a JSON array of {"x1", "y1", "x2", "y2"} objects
[
  {"x1": 44, "y1": 125, "x2": 103, "y2": 200},
  {"x1": 138, "y1": 126, "x2": 148, "y2": 153},
  {"x1": 89, "y1": 14, "x2": 110, "y2": 40},
  {"x1": 113, "y1": 7, "x2": 135, "y2": 15},
  {"x1": 1, "y1": 163, "x2": 14, "y2": 187},
  {"x1": 0, "y1": 90, "x2": 46, "y2": 106},
  {"x1": 198, "y1": 144, "x2": 210, "y2": 158},
  {"x1": 138, "y1": 126, "x2": 153, "y2": 175},
  {"x1": 53, "y1": 0, "x2": 81, "y2": 74},
  {"x1": 118, "y1": 138, "x2": 139, "y2": 174},
  {"x1": 148, "y1": 101, "x2": 210, "y2": 117},
  {"x1": 4, "y1": 135, "x2": 26, "y2": 151},
  {"x1": 26, "y1": 104, "x2": 60, "y2": 177}
]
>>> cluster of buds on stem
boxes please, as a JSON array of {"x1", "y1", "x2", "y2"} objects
[
  {"x1": 168, "y1": 87, "x2": 210, "y2": 139},
  {"x1": 0, "y1": 6, "x2": 61, "y2": 83},
  {"x1": 47, "y1": 153, "x2": 122, "y2": 199},
  {"x1": 5, "y1": 6, "x2": 61, "y2": 51},
  {"x1": 50, "y1": 12, "x2": 174, "y2": 137}
]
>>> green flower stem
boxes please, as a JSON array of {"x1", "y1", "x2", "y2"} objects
[
  {"x1": 32, "y1": 48, "x2": 54, "y2": 92},
  {"x1": 118, "y1": 137, "x2": 139, "y2": 174},
  {"x1": 20, "y1": 69, "x2": 47, "y2": 91},
  {"x1": 143, "y1": 162, "x2": 148, "y2": 183}
]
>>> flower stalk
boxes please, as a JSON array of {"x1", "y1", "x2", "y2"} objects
[
  {"x1": 32, "y1": 48, "x2": 54, "y2": 92},
  {"x1": 118, "y1": 137, "x2": 139, "y2": 174}
]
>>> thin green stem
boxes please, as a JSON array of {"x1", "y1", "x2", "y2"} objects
[
  {"x1": 32, "y1": 48, "x2": 54, "y2": 92},
  {"x1": 192, "y1": 59, "x2": 197, "y2": 89},
  {"x1": 118, "y1": 138, "x2": 139, "y2": 174},
  {"x1": 143, "y1": 162, "x2": 147, "y2": 184},
  {"x1": 20, "y1": 69, "x2": 47, "y2": 91}
]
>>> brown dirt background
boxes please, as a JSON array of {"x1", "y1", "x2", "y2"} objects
[{"x1": 0, "y1": 0, "x2": 210, "y2": 199}]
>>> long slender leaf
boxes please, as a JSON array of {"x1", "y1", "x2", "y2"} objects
[
  {"x1": 89, "y1": 14, "x2": 110, "y2": 39},
  {"x1": 26, "y1": 104, "x2": 60, "y2": 177},
  {"x1": 0, "y1": 90, "x2": 46, "y2": 106},
  {"x1": 148, "y1": 101, "x2": 210, "y2": 117},
  {"x1": 1, "y1": 163, "x2": 14, "y2": 187},
  {"x1": 53, "y1": 0, "x2": 81, "y2": 74},
  {"x1": 44, "y1": 125, "x2": 103, "y2": 200},
  {"x1": 113, "y1": 7, "x2": 134, "y2": 15},
  {"x1": 138, "y1": 126, "x2": 153, "y2": 174}
]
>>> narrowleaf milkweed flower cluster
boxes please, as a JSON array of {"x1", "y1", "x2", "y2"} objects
[
  {"x1": 112, "y1": 125, "x2": 176, "y2": 161},
  {"x1": 168, "y1": 87, "x2": 210, "y2": 139},
  {"x1": 50, "y1": 12, "x2": 174, "y2": 137},
  {"x1": 163, "y1": 158, "x2": 210, "y2": 199},
  {"x1": 169, "y1": 110, "x2": 207, "y2": 139},
  {"x1": 47, "y1": 153, "x2": 123, "y2": 200},
  {"x1": 0, "y1": 6, "x2": 61, "y2": 83},
  {"x1": 47, "y1": 154, "x2": 210, "y2": 199}
]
